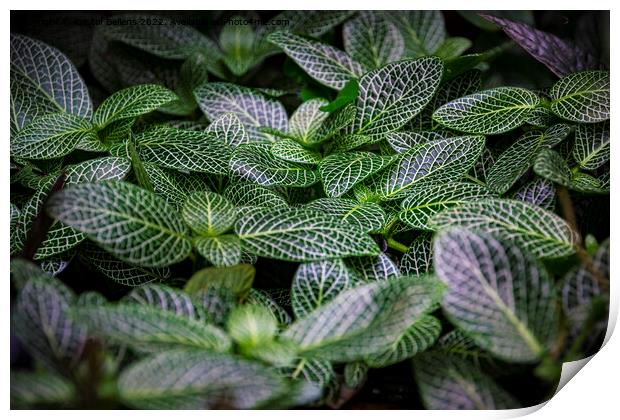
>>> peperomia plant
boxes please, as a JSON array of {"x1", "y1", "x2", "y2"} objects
[{"x1": 10, "y1": 10, "x2": 610, "y2": 410}]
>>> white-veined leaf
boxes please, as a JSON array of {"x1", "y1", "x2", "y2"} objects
[
  {"x1": 118, "y1": 349, "x2": 288, "y2": 409},
  {"x1": 434, "y1": 37, "x2": 472, "y2": 59},
  {"x1": 318, "y1": 151, "x2": 393, "y2": 198},
  {"x1": 306, "y1": 198, "x2": 386, "y2": 233},
  {"x1": 182, "y1": 191, "x2": 237, "y2": 236},
  {"x1": 343, "y1": 11, "x2": 404, "y2": 69},
  {"x1": 235, "y1": 207, "x2": 379, "y2": 262},
  {"x1": 355, "y1": 57, "x2": 443, "y2": 135},
  {"x1": 227, "y1": 304, "x2": 278, "y2": 348},
  {"x1": 72, "y1": 304, "x2": 231, "y2": 353},
  {"x1": 573, "y1": 121, "x2": 609, "y2": 170},
  {"x1": 383, "y1": 11, "x2": 446, "y2": 57},
  {"x1": 37, "y1": 156, "x2": 132, "y2": 191},
  {"x1": 400, "y1": 181, "x2": 494, "y2": 230},
  {"x1": 272, "y1": 139, "x2": 322, "y2": 165},
  {"x1": 230, "y1": 143, "x2": 318, "y2": 187},
  {"x1": 135, "y1": 125, "x2": 232, "y2": 175},
  {"x1": 344, "y1": 362, "x2": 369, "y2": 388},
  {"x1": 247, "y1": 289, "x2": 292, "y2": 328},
  {"x1": 10, "y1": 371, "x2": 75, "y2": 408},
  {"x1": 92, "y1": 84, "x2": 178, "y2": 127},
  {"x1": 434, "y1": 228, "x2": 559, "y2": 361},
  {"x1": 194, "y1": 235, "x2": 242, "y2": 267},
  {"x1": 219, "y1": 17, "x2": 257, "y2": 76},
  {"x1": 47, "y1": 181, "x2": 192, "y2": 267},
  {"x1": 533, "y1": 148, "x2": 572, "y2": 187},
  {"x1": 10, "y1": 34, "x2": 92, "y2": 133},
  {"x1": 365, "y1": 315, "x2": 441, "y2": 367},
  {"x1": 12, "y1": 113, "x2": 97, "y2": 160},
  {"x1": 549, "y1": 70, "x2": 609, "y2": 123},
  {"x1": 513, "y1": 179, "x2": 556, "y2": 211},
  {"x1": 400, "y1": 234, "x2": 433, "y2": 276},
  {"x1": 413, "y1": 352, "x2": 518, "y2": 409},
  {"x1": 372, "y1": 135, "x2": 485, "y2": 200},
  {"x1": 194, "y1": 82, "x2": 288, "y2": 142},
  {"x1": 223, "y1": 182, "x2": 288, "y2": 211},
  {"x1": 430, "y1": 198, "x2": 578, "y2": 258},
  {"x1": 288, "y1": 98, "x2": 330, "y2": 145},
  {"x1": 283, "y1": 276, "x2": 444, "y2": 362},
  {"x1": 291, "y1": 259, "x2": 353, "y2": 318},
  {"x1": 124, "y1": 284, "x2": 203, "y2": 320},
  {"x1": 386, "y1": 131, "x2": 449, "y2": 153},
  {"x1": 267, "y1": 31, "x2": 365, "y2": 90},
  {"x1": 206, "y1": 113, "x2": 250, "y2": 147},
  {"x1": 345, "y1": 253, "x2": 401, "y2": 283},
  {"x1": 433, "y1": 87, "x2": 540, "y2": 134}
]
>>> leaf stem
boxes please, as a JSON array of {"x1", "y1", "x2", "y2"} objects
[{"x1": 387, "y1": 238, "x2": 409, "y2": 253}]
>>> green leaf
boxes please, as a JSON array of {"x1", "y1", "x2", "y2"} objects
[
  {"x1": 47, "y1": 181, "x2": 192, "y2": 267},
  {"x1": 247, "y1": 289, "x2": 292, "y2": 327},
  {"x1": 220, "y1": 17, "x2": 257, "y2": 76},
  {"x1": 344, "y1": 362, "x2": 369, "y2": 388},
  {"x1": 306, "y1": 198, "x2": 387, "y2": 233},
  {"x1": 12, "y1": 113, "x2": 97, "y2": 160},
  {"x1": 288, "y1": 98, "x2": 330, "y2": 145},
  {"x1": 319, "y1": 79, "x2": 359, "y2": 113},
  {"x1": 434, "y1": 228, "x2": 559, "y2": 362},
  {"x1": 413, "y1": 352, "x2": 518, "y2": 409},
  {"x1": 573, "y1": 121, "x2": 610, "y2": 170},
  {"x1": 194, "y1": 235, "x2": 242, "y2": 268},
  {"x1": 135, "y1": 125, "x2": 232, "y2": 175},
  {"x1": 78, "y1": 243, "x2": 171, "y2": 286},
  {"x1": 318, "y1": 151, "x2": 393, "y2": 198},
  {"x1": 355, "y1": 57, "x2": 443, "y2": 135},
  {"x1": 267, "y1": 31, "x2": 365, "y2": 90},
  {"x1": 73, "y1": 303, "x2": 231, "y2": 353},
  {"x1": 486, "y1": 125, "x2": 572, "y2": 194},
  {"x1": 93, "y1": 84, "x2": 178, "y2": 127},
  {"x1": 182, "y1": 191, "x2": 237, "y2": 237},
  {"x1": 372, "y1": 135, "x2": 485, "y2": 200},
  {"x1": 386, "y1": 130, "x2": 449, "y2": 153},
  {"x1": 434, "y1": 37, "x2": 472, "y2": 59},
  {"x1": 346, "y1": 253, "x2": 401, "y2": 282},
  {"x1": 343, "y1": 11, "x2": 404, "y2": 69},
  {"x1": 365, "y1": 315, "x2": 441, "y2": 367},
  {"x1": 227, "y1": 305, "x2": 278, "y2": 348},
  {"x1": 513, "y1": 179, "x2": 556, "y2": 211},
  {"x1": 235, "y1": 207, "x2": 380, "y2": 262},
  {"x1": 124, "y1": 284, "x2": 204, "y2": 320},
  {"x1": 433, "y1": 87, "x2": 540, "y2": 134},
  {"x1": 550, "y1": 70, "x2": 610, "y2": 123},
  {"x1": 10, "y1": 371, "x2": 75, "y2": 408},
  {"x1": 283, "y1": 276, "x2": 444, "y2": 362},
  {"x1": 194, "y1": 82, "x2": 288, "y2": 142},
  {"x1": 383, "y1": 11, "x2": 446, "y2": 57},
  {"x1": 533, "y1": 148, "x2": 572, "y2": 187},
  {"x1": 399, "y1": 181, "x2": 494, "y2": 230},
  {"x1": 37, "y1": 156, "x2": 132, "y2": 191},
  {"x1": 430, "y1": 198, "x2": 578, "y2": 258},
  {"x1": 224, "y1": 182, "x2": 288, "y2": 211},
  {"x1": 230, "y1": 143, "x2": 318, "y2": 187},
  {"x1": 272, "y1": 139, "x2": 322, "y2": 165},
  {"x1": 206, "y1": 113, "x2": 250, "y2": 147},
  {"x1": 12, "y1": 278, "x2": 86, "y2": 372},
  {"x1": 118, "y1": 349, "x2": 288, "y2": 409},
  {"x1": 10, "y1": 34, "x2": 92, "y2": 133},
  {"x1": 291, "y1": 259, "x2": 353, "y2": 318},
  {"x1": 185, "y1": 264, "x2": 255, "y2": 299}
]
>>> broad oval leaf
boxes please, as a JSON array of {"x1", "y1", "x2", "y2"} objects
[
  {"x1": 355, "y1": 57, "x2": 443, "y2": 135},
  {"x1": 430, "y1": 198, "x2": 578, "y2": 258},
  {"x1": 413, "y1": 352, "x2": 518, "y2": 409},
  {"x1": 386, "y1": 130, "x2": 449, "y2": 153},
  {"x1": 434, "y1": 228, "x2": 559, "y2": 362},
  {"x1": 345, "y1": 253, "x2": 401, "y2": 283},
  {"x1": 124, "y1": 284, "x2": 203, "y2": 320},
  {"x1": 400, "y1": 181, "x2": 494, "y2": 230},
  {"x1": 135, "y1": 125, "x2": 232, "y2": 175},
  {"x1": 306, "y1": 198, "x2": 387, "y2": 233},
  {"x1": 10, "y1": 371, "x2": 75, "y2": 408},
  {"x1": 573, "y1": 121, "x2": 610, "y2": 170},
  {"x1": 288, "y1": 98, "x2": 330, "y2": 145},
  {"x1": 230, "y1": 143, "x2": 318, "y2": 187},
  {"x1": 550, "y1": 70, "x2": 609, "y2": 123},
  {"x1": 93, "y1": 84, "x2": 178, "y2": 127},
  {"x1": 433, "y1": 87, "x2": 539, "y2": 134},
  {"x1": 267, "y1": 31, "x2": 365, "y2": 90},
  {"x1": 47, "y1": 181, "x2": 192, "y2": 267},
  {"x1": 319, "y1": 151, "x2": 393, "y2": 198},
  {"x1": 194, "y1": 82, "x2": 288, "y2": 142},
  {"x1": 513, "y1": 179, "x2": 556, "y2": 211},
  {"x1": 194, "y1": 235, "x2": 242, "y2": 268},
  {"x1": 118, "y1": 349, "x2": 288, "y2": 409},
  {"x1": 10, "y1": 34, "x2": 92, "y2": 133},
  {"x1": 383, "y1": 11, "x2": 446, "y2": 57},
  {"x1": 223, "y1": 182, "x2": 288, "y2": 211},
  {"x1": 373, "y1": 135, "x2": 485, "y2": 200},
  {"x1": 182, "y1": 191, "x2": 237, "y2": 237},
  {"x1": 12, "y1": 113, "x2": 97, "y2": 160},
  {"x1": 272, "y1": 139, "x2": 322, "y2": 165},
  {"x1": 206, "y1": 113, "x2": 250, "y2": 147},
  {"x1": 72, "y1": 303, "x2": 231, "y2": 353},
  {"x1": 343, "y1": 11, "x2": 404, "y2": 69},
  {"x1": 235, "y1": 207, "x2": 380, "y2": 262}
]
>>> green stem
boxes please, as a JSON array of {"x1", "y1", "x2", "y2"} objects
[{"x1": 387, "y1": 238, "x2": 409, "y2": 253}]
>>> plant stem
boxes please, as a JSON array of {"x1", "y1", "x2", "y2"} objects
[{"x1": 387, "y1": 238, "x2": 409, "y2": 253}]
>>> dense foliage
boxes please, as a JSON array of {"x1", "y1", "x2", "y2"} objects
[{"x1": 10, "y1": 10, "x2": 609, "y2": 409}]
